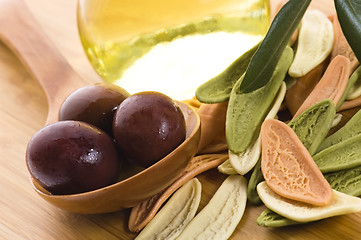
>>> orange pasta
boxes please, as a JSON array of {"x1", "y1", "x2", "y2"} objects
[{"x1": 261, "y1": 119, "x2": 333, "y2": 206}]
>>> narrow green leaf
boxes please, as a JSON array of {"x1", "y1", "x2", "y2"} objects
[
  {"x1": 335, "y1": 0, "x2": 361, "y2": 63},
  {"x1": 239, "y1": 0, "x2": 311, "y2": 93}
]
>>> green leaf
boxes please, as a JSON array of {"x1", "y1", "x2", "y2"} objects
[
  {"x1": 335, "y1": 0, "x2": 361, "y2": 63},
  {"x1": 239, "y1": 0, "x2": 311, "y2": 93}
]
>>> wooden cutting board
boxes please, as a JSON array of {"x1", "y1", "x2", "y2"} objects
[{"x1": 1, "y1": 0, "x2": 360, "y2": 239}]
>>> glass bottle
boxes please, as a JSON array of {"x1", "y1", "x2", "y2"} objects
[{"x1": 77, "y1": 0, "x2": 270, "y2": 100}]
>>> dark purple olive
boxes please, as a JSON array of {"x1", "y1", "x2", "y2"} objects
[
  {"x1": 113, "y1": 91, "x2": 186, "y2": 168},
  {"x1": 59, "y1": 83, "x2": 130, "y2": 135},
  {"x1": 26, "y1": 120, "x2": 121, "y2": 195}
]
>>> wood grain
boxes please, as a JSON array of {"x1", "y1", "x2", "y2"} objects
[
  {"x1": 0, "y1": 0, "x2": 99, "y2": 124},
  {"x1": 1, "y1": 0, "x2": 360, "y2": 239}
]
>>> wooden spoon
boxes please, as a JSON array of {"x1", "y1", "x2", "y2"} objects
[
  {"x1": 0, "y1": 0, "x2": 202, "y2": 214},
  {"x1": 0, "y1": 0, "x2": 98, "y2": 125}
]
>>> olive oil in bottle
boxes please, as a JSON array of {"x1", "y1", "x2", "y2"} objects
[{"x1": 77, "y1": 0, "x2": 270, "y2": 100}]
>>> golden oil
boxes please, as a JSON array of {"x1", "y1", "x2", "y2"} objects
[{"x1": 77, "y1": 0, "x2": 270, "y2": 99}]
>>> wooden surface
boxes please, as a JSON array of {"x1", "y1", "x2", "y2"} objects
[{"x1": 1, "y1": 0, "x2": 360, "y2": 239}]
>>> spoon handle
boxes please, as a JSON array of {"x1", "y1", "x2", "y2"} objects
[{"x1": 0, "y1": 0, "x2": 95, "y2": 124}]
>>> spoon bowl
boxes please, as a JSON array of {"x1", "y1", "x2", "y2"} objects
[
  {"x1": 31, "y1": 101, "x2": 200, "y2": 214},
  {"x1": 0, "y1": 0, "x2": 201, "y2": 213}
]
